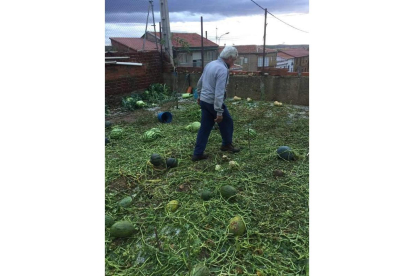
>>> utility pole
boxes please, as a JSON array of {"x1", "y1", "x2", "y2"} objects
[
  {"x1": 262, "y1": 8, "x2": 267, "y2": 72},
  {"x1": 159, "y1": 22, "x2": 163, "y2": 70},
  {"x1": 160, "y1": 0, "x2": 174, "y2": 66},
  {"x1": 150, "y1": 0, "x2": 158, "y2": 51},
  {"x1": 205, "y1": 31, "x2": 207, "y2": 39},
  {"x1": 143, "y1": 1, "x2": 158, "y2": 51},
  {"x1": 201, "y1": 16, "x2": 204, "y2": 71},
  {"x1": 143, "y1": 1, "x2": 150, "y2": 50},
  {"x1": 216, "y1": 27, "x2": 218, "y2": 43}
]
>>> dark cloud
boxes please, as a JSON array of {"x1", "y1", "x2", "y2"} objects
[{"x1": 105, "y1": 0, "x2": 308, "y2": 23}]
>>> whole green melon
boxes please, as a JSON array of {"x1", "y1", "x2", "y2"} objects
[
  {"x1": 143, "y1": 131, "x2": 155, "y2": 142},
  {"x1": 105, "y1": 215, "x2": 115, "y2": 228},
  {"x1": 110, "y1": 127, "x2": 123, "y2": 139},
  {"x1": 166, "y1": 200, "x2": 179, "y2": 213},
  {"x1": 166, "y1": 158, "x2": 178, "y2": 168},
  {"x1": 186, "y1": 122, "x2": 201, "y2": 132},
  {"x1": 110, "y1": 221, "x2": 135, "y2": 238},
  {"x1": 150, "y1": 153, "x2": 164, "y2": 166},
  {"x1": 245, "y1": 128, "x2": 257, "y2": 138},
  {"x1": 228, "y1": 215, "x2": 246, "y2": 236},
  {"x1": 277, "y1": 146, "x2": 295, "y2": 161},
  {"x1": 191, "y1": 263, "x2": 210, "y2": 276},
  {"x1": 220, "y1": 185, "x2": 237, "y2": 200},
  {"x1": 200, "y1": 190, "x2": 213, "y2": 201},
  {"x1": 143, "y1": 128, "x2": 161, "y2": 142},
  {"x1": 118, "y1": 196, "x2": 132, "y2": 208}
]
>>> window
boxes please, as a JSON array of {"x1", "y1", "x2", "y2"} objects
[
  {"x1": 244, "y1": 58, "x2": 248, "y2": 64},
  {"x1": 258, "y1": 57, "x2": 269, "y2": 67},
  {"x1": 178, "y1": 53, "x2": 188, "y2": 64},
  {"x1": 193, "y1": 52, "x2": 201, "y2": 60},
  {"x1": 204, "y1": 51, "x2": 215, "y2": 61}
]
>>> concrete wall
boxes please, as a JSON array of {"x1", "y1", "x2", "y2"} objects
[{"x1": 163, "y1": 72, "x2": 309, "y2": 106}]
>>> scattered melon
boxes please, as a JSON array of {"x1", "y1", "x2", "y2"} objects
[
  {"x1": 233, "y1": 96, "x2": 242, "y2": 101},
  {"x1": 136, "y1": 100, "x2": 146, "y2": 107},
  {"x1": 220, "y1": 185, "x2": 237, "y2": 200},
  {"x1": 118, "y1": 196, "x2": 133, "y2": 208},
  {"x1": 150, "y1": 153, "x2": 164, "y2": 166},
  {"x1": 191, "y1": 263, "x2": 210, "y2": 276},
  {"x1": 166, "y1": 157, "x2": 178, "y2": 168},
  {"x1": 143, "y1": 128, "x2": 162, "y2": 142},
  {"x1": 229, "y1": 161, "x2": 239, "y2": 169},
  {"x1": 110, "y1": 127, "x2": 123, "y2": 139},
  {"x1": 110, "y1": 221, "x2": 135, "y2": 238},
  {"x1": 105, "y1": 215, "x2": 115, "y2": 228},
  {"x1": 245, "y1": 128, "x2": 257, "y2": 138},
  {"x1": 276, "y1": 146, "x2": 295, "y2": 161},
  {"x1": 166, "y1": 200, "x2": 179, "y2": 213},
  {"x1": 186, "y1": 122, "x2": 201, "y2": 132},
  {"x1": 228, "y1": 215, "x2": 246, "y2": 236},
  {"x1": 200, "y1": 190, "x2": 213, "y2": 201}
]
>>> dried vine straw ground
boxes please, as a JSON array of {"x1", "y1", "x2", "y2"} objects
[{"x1": 105, "y1": 97, "x2": 309, "y2": 275}]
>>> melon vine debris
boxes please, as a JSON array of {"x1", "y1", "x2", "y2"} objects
[{"x1": 105, "y1": 98, "x2": 309, "y2": 275}]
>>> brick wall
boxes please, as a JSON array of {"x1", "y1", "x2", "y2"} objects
[
  {"x1": 110, "y1": 41, "x2": 133, "y2": 52},
  {"x1": 105, "y1": 51, "x2": 166, "y2": 105}
]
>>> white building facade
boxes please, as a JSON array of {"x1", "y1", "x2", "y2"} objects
[{"x1": 276, "y1": 56, "x2": 295, "y2": 72}]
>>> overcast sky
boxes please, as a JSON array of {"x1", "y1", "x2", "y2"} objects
[{"x1": 105, "y1": 0, "x2": 309, "y2": 46}]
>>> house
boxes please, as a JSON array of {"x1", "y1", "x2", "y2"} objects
[
  {"x1": 219, "y1": 45, "x2": 278, "y2": 71},
  {"x1": 276, "y1": 52, "x2": 295, "y2": 72},
  {"x1": 277, "y1": 48, "x2": 309, "y2": 73},
  {"x1": 142, "y1": 32, "x2": 218, "y2": 67},
  {"x1": 109, "y1": 37, "x2": 159, "y2": 52},
  {"x1": 142, "y1": 32, "x2": 219, "y2": 67}
]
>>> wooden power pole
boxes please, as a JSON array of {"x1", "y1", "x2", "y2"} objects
[
  {"x1": 262, "y1": 8, "x2": 267, "y2": 72},
  {"x1": 160, "y1": 0, "x2": 174, "y2": 66}
]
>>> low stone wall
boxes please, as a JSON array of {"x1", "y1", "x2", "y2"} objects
[{"x1": 162, "y1": 72, "x2": 309, "y2": 106}]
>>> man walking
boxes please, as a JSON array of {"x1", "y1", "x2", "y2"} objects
[{"x1": 192, "y1": 46, "x2": 240, "y2": 162}]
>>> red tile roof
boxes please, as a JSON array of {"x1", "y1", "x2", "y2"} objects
[
  {"x1": 218, "y1": 45, "x2": 277, "y2": 54},
  {"x1": 148, "y1": 32, "x2": 218, "y2": 48},
  {"x1": 277, "y1": 52, "x2": 294, "y2": 59},
  {"x1": 278, "y1": 48, "x2": 309, "y2": 58},
  {"x1": 109, "y1": 37, "x2": 158, "y2": 51}
]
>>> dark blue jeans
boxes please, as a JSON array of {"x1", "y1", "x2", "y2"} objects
[{"x1": 193, "y1": 100, "x2": 233, "y2": 156}]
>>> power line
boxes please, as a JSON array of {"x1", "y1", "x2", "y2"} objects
[
  {"x1": 249, "y1": 0, "x2": 309, "y2": 33},
  {"x1": 267, "y1": 11, "x2": 309, "y2": 33},
  {"x1": 250, "y1": 0, "x2": 265, "y2": 10}
]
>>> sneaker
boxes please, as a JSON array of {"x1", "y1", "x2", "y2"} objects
[
  {"x1": 192, "y1": 154, "x2": 209, "y2": 162},
  {"x1": 220, "y1": 144, "x2": 240, "y2": 153}
]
